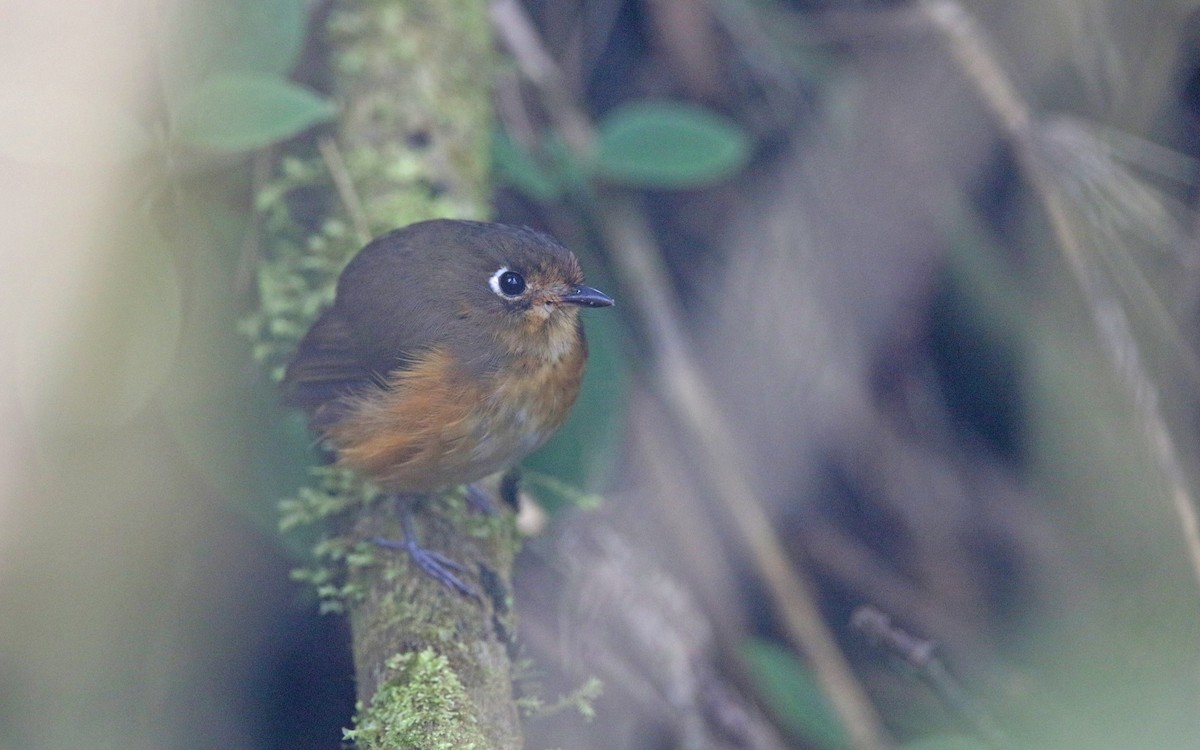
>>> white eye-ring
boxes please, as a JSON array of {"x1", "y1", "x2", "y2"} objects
[{"x1": 489, "y1": 266, "x2": 527, "y2": 298}]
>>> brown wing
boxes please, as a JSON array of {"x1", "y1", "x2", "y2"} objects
[{"x1": 281, "y1": 309, "x2": 380, "y2": 426}]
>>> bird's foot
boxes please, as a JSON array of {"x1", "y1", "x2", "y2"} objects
[{"x1": 372, "y1": 510, "x2": 477, "y2": 598}]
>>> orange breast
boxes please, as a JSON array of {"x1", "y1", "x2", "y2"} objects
[{"x1": 325, "y1": 342, "x2": 585, "y2": 493}]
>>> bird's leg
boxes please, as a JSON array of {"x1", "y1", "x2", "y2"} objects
[
  {"x1": 464, "y1": 468, "x2": 522, "y2": 515},
  {"x1": 465, "y1": 483, "x2": 495, "y2": 515},
  {"x1": 372, "y1": 502, "x2": 477, "y2": 598}
]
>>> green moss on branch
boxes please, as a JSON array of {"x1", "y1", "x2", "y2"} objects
[{"x1": 246, "y1": 1, "x2": 520, "y2": 747}]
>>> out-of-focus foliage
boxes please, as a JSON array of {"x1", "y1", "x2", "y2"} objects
[
  {"x1": 172, "y1": 74, "x2": 335, "y2": 152},
  {"x1": 742, "y1": 638, "x2": 850, "y2": 749},
  {"x1": 161, "y1": 0, "x2": 331, "y2": 154},
  {"x1": 593, "y1": 100, "x2": 751, "y2": 188},
  {"x1": 495, "y1": 99, "x2": 751, "y2": 199},
  {"x1": 1, "y1": 2, "x2": 349, "y2": 748},
  {"x1": 898, "y1": 735, "x2": 989, "y2": 750},
  {"x1": 163, "y1": 0, "x2": 310, "y2": 82}
]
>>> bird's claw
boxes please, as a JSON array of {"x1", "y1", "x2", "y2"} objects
[
  {"x1": 465, "y1": 483, "x2": 496, "y2": 515},
  {"x1": 372, "y1": 535, "x2": 478, "y2": 599}
]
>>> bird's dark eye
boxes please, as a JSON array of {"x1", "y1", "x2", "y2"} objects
[
  {"x1": 490, "y1": 268, "x2": 527, "y2": 298},
  {"x1": 499, "y1": 271, "x2": 525, "y2": 295}
]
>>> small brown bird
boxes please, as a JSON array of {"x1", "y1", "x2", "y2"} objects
[{"x1": 283, "y1": 219, "x2": 613, "y2": 593}]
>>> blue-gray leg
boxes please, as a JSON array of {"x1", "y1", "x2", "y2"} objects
[{"x1": 372, "y1": 507, "x2": 477, "y2": 599}]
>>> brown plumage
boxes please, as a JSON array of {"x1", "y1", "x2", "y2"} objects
[{"x1": 283, "y1": 219, "x2": 612, "y2": 495}]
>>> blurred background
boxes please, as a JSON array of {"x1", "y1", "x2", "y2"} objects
[{"x1": 5, "y1": 0, "x2": 1200, "y2": 748}]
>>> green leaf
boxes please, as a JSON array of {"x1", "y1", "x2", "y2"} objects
[
  {"x1": 545, "y1": 132, "x2": 595, "y2": 199},
  {"x1": 741, "y1": 639, "x2": 849, "y2": 749},
  {"x1": 173, "y1": 75, "x2": 336, "y2": 152},
  {"x1": 593, "y1": 100, "x2": 750, "y2": 188},
  {"x1": 210, "y1": 0, "x2": 310, "y2": 77},
  {"x1": 162, "y1": 0, "x2": 310, "y2": 98}
]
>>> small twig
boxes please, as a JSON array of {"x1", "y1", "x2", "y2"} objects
[
  {"x1": 918, "y1": 1, "x2": 1030, "y2": 135},
  {"x1": 852, "y1": 606, "x2": 1010, "y2": 750},
  {"x1": 800, "y1": 518, "x2": 985, "y2": 658},
  {"x1": 317, "y1": 135, "x2": 371, "y2": 245},
  {"x1": 488, "y1": 0, "x2": 594, "y2": 154}
]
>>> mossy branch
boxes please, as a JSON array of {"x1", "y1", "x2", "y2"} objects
[{"x1": 246, "y1": 1, "x2": 522, "y2": 748}]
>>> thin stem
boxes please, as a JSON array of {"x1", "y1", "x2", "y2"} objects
[
  {"x1": 317, "y1": 136, "x2": 371, "y2": 245},
  {"x1": 852, "y1": 606, "x2": 1010, "y2": 750}
]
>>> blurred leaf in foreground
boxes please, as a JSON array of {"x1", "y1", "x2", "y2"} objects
[{"x1": 593, "y1": 100, "x2": 750, "y2": 188}]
